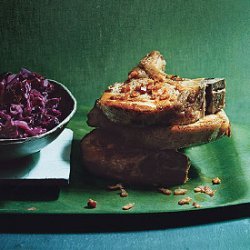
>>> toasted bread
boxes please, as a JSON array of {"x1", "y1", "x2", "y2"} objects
[
  {"x1": 88, "y1": 107, "x2": 230, "y2": 150},
  {"x1": 81, "y1": 129, "x2": 190, "y2": 187}
]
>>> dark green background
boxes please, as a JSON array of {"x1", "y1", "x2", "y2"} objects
[{"x1": 0, "y1": 0, "x2": 249, "y2": 124}]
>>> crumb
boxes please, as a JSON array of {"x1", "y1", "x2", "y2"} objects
[
  {"x1": 194, "y1": 185, "x2": 216, "y2": 197},
  {"x1": 194, "y1": 186, "x2": 203, "y2": 192},
  {"x1": 27, "y1": 207, "x2": 37, "y2": 211},
  {"x1": 178, "y1": 197, "x2": 192, "y2": 205},
  {"x1": 158, "y1": 188, "x2": 172, "y2": 195},
  {"x1": 87, "y1": 199, "x2": 97, "y2": 208},
  {"x1": 120, "y1": 188, "x2": 128, "y2": 197},
  {"x1": 192, "y1": 202, "x2": 201, "y2": 208},
  {"x1": 212, "y1": 177, "x2": 221, "y2": 185},
  {"x1": 107, "y1": 183, "x2": 124, "y2": 191},
  {"x1": 174, "y1": 188, "x2": 188, "y2": 195},
  {"x1": 122, "y1": 203, "x2": 134, "y2": 210}
]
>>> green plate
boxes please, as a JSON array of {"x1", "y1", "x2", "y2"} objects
[{"x1": 0, "y1": 107, "x2": 249, "y2": 214}]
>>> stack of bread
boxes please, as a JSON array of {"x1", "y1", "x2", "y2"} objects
[{"x1": 81, "y1": 51, "x2": 230, "y2": 187}]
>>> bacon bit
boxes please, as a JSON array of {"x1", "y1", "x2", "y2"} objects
[
  {"x1": 130, "y1": 90, "x2": 140, "y2": 98},
  {"x1": 178, "y1": 197, "x2": 192, "y2": 205},
  {"x1": 174, "y1": 188, "x2": 188, "y2": 195},
  {"x1": 212, "y1": 177, "x2": 221, "y2": 185},
  {"x1": 121, "y1": 84, "x2": 130, "y2": 93},
  {"x1": 120, "y1": 188, "x2": 128, "y2": 197},
  {"x1": 158, "y1": 187, "x2": 172, "y2": 195},
  {"x1": 129, "y1": 70, "x2": 139, "y2": 79},
  {"x1": 192, "y1": 202, "x2": 201, "y2": 208},
  {"x1": 107, "y1": 183, "x2": 124, "y2": 191},
  {"x1": 194, "y1": 185, "x2": 216, "y2": 197},
  {"x1": 122, "y1": 203, "x2": 134, "y2": 210}
]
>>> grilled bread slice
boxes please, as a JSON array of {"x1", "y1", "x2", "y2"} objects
[
  {"x1": 97, "y1": 51, "x2": 225, "y2": 126},
  {"x1": 81, "y1": 129, "x2": 190, "y2": 187},
  {"x1": 88, "y1": 107, "x2": 230, "y2": 150}
]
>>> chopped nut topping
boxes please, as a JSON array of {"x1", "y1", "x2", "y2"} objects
[
  {"x1": 147, "y1": 82, "x2": 154, "y2": 90},
  {"x1": 194, "y1": 185, "x2": 216, "y2": 197},
  {"x1": 152, "y1": 82, "x2": 162, "y2": 90},
  {"x1": 194, "y1": 186, "x2": 203, "y2": 193},
  {"x1": 120, "y1": 188, "x2": 128, "y2": 197},
  {"x1": 121, "y1": 84, "x2": 130, "y2": 93},
  {"x1": 159, "y1": 90, "x2": 170, "y2": 100},
  {"x1": 158, "y1": 188, "x2": 172, "y2": 195},
  {"x1": 178, "y1": 197, "x2": 192, "y2": 205},
  {"x1": 174, "y1": 188, "x2": 188, "y2": 195},
  {"x1": 87, "y1": 199, "x2": 97, "y2": 209},
  {"x1": 129, "y1": 70, "x2": 139, "y2": 79},
  {"x1": 107, "y1": 183, "x2": 124, "y2": 191},
  {"x1": 130, "y1": 90, "x2": 140, "y2": 98},
  {"x1": 122, "y1": 203, "x2": 134, "y2": 210},
  {"x1": 175, "y1": 77, "x2": 183, "y2": 81},
  {"x1": 203, "y1": 186, "x2": 216, "y2": 197},
  {"x1": 192, "y1": 202, "x2": 201, "y2": 208},
  {"x1": 212, "y1": 177, "x2": 221, "y2": 185}
]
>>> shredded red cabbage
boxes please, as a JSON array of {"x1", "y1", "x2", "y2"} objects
[{"x1": 0, "y1": 68, "x2": 62, "y2": 139}]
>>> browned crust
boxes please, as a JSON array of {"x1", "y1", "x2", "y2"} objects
[
  {"x1": 88, "y1": 107, "x2": 230, "y2": 150},
  {"x1": 81, "y1": 129, "x2": 190, "y2": 187}
]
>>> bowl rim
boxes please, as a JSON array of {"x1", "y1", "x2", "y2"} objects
[{"x1": 0, "y1": 79, "x2": 77, "y2": 144}]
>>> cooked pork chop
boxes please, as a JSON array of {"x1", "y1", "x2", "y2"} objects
[
  {"x1": 81, "y1": 129, "x2": 190, "y2": 187},
  {"x1": 97, "y1": 51, "x2": 225, "y2": 126}
]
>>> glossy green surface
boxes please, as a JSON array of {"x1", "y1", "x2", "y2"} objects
[
  {"x1": 0, "y1": 0, "x2": 249, "y2": 215},
  {"x1": 0, "y1": 107, "x2": 249, "y2": 214}
]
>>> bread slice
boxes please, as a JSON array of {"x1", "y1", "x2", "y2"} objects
[
  {"x1": 97, "y1": 51, "x2": 225, "y2": 126},
  {"x1": 88, "y1": 107, "x2": 230, "y2": 150},
  {"x1": 81, "y1": 129, "x2": 190, "y2": 187}
]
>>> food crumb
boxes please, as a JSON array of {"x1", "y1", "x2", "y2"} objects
[
  {"x1": 174, "y1": 188, "x2": 188, "y2": 195},
  {"x1": 158, "y1": 188, "x2": 172, "y2": 195},
  {"x1": 27, "y1": 207, "x2": 37, "y2": 211},
  {"x1": 194, "y1": 185, "x2": 216, "y2": 197},
  {"x1": 107, "y1": 183, "x2": 124, "y2": 191},
  {"x1": 120, "y1": 188, "x2": 128, "y2": 197},
  {"x1": 87, "y1": 199, "x2": 97, "y2": 209},
  {"x1": 192, "y1": 202, "x2": 201, "y2": 208},
  {"x1": 122, "y1": 203, "x2": 135, "y2": 210},
  {"x1": 178, "y1": 197, "x2": 192, "y2": 205},
  {"x1": 212, "y1": 177, "x2": 221, "y2": 185}
]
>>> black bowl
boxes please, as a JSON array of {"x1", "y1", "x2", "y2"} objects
[{"x1": 0, "y1": 80, "x2": 77, "y2": 161}]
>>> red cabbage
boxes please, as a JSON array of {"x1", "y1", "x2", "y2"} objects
[{"x1": 0, "y1": 69, "x2": 62, "y2": 139}]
